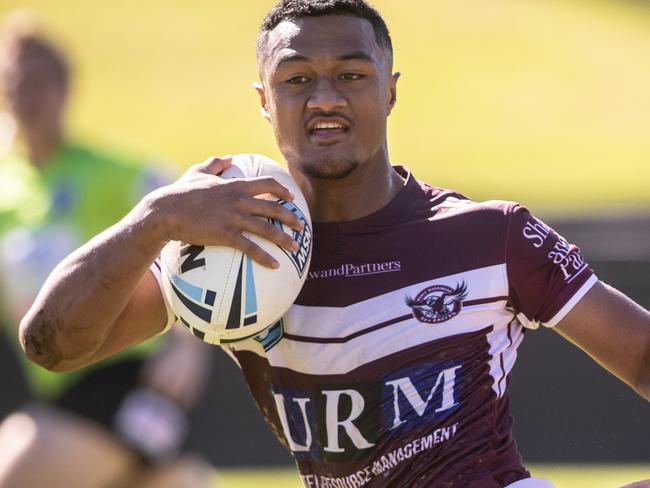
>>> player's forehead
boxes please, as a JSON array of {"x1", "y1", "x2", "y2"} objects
[{"x1": 260, "y1": 15, "x2": 384, "y2": 73}]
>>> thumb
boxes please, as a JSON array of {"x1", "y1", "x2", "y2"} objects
[{"x1": 197, "y1": 155, "x2": 233, "y2": 176}]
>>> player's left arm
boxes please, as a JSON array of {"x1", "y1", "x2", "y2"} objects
[{"x1": 554, "y1": 280, "x2": 650, "y2": 402}]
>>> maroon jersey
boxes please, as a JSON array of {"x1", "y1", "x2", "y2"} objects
[{"x1": 160, "y1": 167, "x2": 596, "y2": 487}]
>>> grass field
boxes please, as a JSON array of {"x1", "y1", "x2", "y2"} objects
[
  {"x1": 216, "y1": 465, "x2": 650, "y2": 488},
  {"x1": 0, "y1": 0, "x2": 650, "y2": 211}
]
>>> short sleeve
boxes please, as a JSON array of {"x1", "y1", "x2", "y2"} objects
[
  {"x1": 149, "y1": 257, "x2": 177, "y2": 334},
  {"x1": 506, "y1": 205, "x2": 598, "y2": 329}
]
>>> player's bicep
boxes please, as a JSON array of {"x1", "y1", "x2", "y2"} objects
[
  {"x1": 87, "y1": 269, "x2": 171, "y2": 364},
  {"x1": 554, "y1": 280, "x2": 650, "y2": 398}
]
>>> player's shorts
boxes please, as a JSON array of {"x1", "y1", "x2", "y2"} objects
[{"x1": 54, "y1": 358, "x2": 189, "y2": 465}]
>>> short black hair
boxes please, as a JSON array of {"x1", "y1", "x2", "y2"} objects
[{"x1": 257, "y1": 0, "x2": 392, "y2": 59}]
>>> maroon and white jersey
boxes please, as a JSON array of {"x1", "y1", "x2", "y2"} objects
[{"x1": 157, "y1": 167, "x2": 597, "y2": 487}]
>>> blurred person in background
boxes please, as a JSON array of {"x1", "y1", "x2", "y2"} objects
[{"x1": 0, "y1": 14, "x2": 214, "y2": 488}]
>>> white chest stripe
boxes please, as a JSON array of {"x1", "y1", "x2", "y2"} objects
[
  {"x1": 285, "y1": 263, "x2": 508, "y2": 339},
  {"x1": 234, "y1": 263, "x2": 513, "y2": 375}
]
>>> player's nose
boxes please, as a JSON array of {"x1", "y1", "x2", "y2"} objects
[{"x1": 306, "y1": 77, "x2": 347, "y2": 112}]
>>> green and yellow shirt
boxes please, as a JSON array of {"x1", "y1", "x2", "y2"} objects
[{"x1": 0, "y1": 139, "x2": 169, "y2": 398}]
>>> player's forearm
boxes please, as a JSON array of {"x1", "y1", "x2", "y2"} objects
[
  {"x1": 604, "y1": 285, "x2": 650, "y2": 402},
  {"x1": 638, "y1": 341, "x2": 650, "y2": 402},
  {"x1": 556, "y1": 282, "x2": 650, "y2": 402},
  {"x1": 19, "y1": 193, "x2": 168, "y2": 372}
]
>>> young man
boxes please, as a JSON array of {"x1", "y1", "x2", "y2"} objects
[
  {"x1": 0, "y1": 17, "x2": 213, "y2": 488},
  {"x1": 18, "y1": 1, "x2": 650, "y2": 487}
]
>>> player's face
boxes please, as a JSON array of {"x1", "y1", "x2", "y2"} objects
[
  {"x1": 257, "y1": 16, "x2": 398, "y2": 180},
  {"x1": 0, "y1": 46, "x2": 67, "y2": 131}
]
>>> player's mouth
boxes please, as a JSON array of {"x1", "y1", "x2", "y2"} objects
[{"x1": 306, "y1": 117, "x2": 351, "y2": 143}]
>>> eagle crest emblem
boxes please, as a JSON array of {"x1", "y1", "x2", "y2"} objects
[{"x1": 406, "y1": 282, "x2": 468, "y2": 324}]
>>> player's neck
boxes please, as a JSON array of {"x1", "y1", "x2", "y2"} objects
[
  {"x1": 20, "y1": 123, "x2": 64, "y2": 167},
  {"x1": 300, "y1": 153, "x2": 405, "y2": 223}
]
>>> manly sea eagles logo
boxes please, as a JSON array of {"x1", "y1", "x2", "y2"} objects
[{"x1": 406, "y1": 282, "x2": 468, "y2": 324}]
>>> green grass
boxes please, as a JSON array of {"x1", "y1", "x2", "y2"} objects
[
  {"x1": 1, "y1": 0, "x2": 650, "y2": 211},
  {"x1": 215, "y1": 465, "x2": 650, "y2": 488}
]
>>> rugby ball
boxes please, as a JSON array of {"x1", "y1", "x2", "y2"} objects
[{"x1": 160, "y1": 154, "x2": 312, "y2": 345}]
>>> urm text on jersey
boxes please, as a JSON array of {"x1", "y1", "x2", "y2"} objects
[{"x1": 272, "y1": 362, "x2": 463, "y2": 460}]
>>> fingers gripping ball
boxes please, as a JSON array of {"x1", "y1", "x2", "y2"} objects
[{"x1": 160, "y1": 154, "x2": 313, "y2": 345}]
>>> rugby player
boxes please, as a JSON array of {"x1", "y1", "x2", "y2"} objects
[{"x1": 17, "y1": 1, "x2": 650, "y2": 486}]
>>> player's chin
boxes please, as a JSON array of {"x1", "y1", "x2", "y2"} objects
[{"x1": 300, "y1": 158, "x2": 359, "y2": 181}]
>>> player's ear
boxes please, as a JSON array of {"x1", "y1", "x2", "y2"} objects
[
  {"x1": 253, "y1": 82, "x2": 271, "y2": 121},
  {"x1": 387, "y1": 72, "x2": 400, "y2": 115}
]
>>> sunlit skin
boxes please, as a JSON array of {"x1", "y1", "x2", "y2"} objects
[{"x1": 255, "y1": 15, "x2": 403, "y2": 223}]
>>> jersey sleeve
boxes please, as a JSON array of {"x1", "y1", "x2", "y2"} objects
[
  {"x1": 149, "y1": 257, "x2": 177, "y2": 334},
  {"x1": 506, "y1": 204, "x2": 598, "y2": 329}
]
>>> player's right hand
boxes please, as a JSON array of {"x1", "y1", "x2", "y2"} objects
[{"x1": 146, "y1": 156, "x2": 304, "y2": 269}]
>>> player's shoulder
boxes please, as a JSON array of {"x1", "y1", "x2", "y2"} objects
[{"x1": 417, "y1": 178, "x2": 521, "y2": 224}]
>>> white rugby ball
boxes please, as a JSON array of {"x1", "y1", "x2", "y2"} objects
[{"x1": 160, "y1": 154, "x2": 312, "y2": 345}]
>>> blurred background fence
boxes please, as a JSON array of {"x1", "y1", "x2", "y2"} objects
[{"x1": 0, "y1": 0, "x2": 648, "y2": 471}]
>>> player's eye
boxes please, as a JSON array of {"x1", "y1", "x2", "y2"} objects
[
  {"x1": 339, "y1": 73, "x2": 365, "y2": 81},
  {"x1": 286, "y1": 76, "x2": 310, "y2": 85}
]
